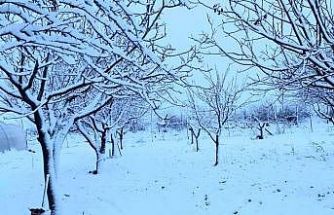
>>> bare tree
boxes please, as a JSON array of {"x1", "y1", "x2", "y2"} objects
[
  {"x1": 251, "y1": 105, "x2": 274, "y2": 139},
  {"x1": 0, "y1": 1, "x2": 190, "y2": 213},
  {"x1": 112, "y1": 97, "x2": 149, "y2": 149},
  {"x1": 188, "y1": 124, "x2": 201, "y2": 151},
  {"x1": 76, "y1": 99, "x2": 120, "y2": 174},
  {"x1": 195, "y1": 0, "x2": 334, "y2": 90},
  {"x1": 311, "y1": 89, "x2": 334, "y2": 125},
  {"x1": 76, "y1": 96, "x2": 148, "y2": 174},
  {"x1": 187, "y1": 70, "x2": 248, "y2": 166}
]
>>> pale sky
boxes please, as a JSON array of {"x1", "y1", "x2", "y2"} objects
[{"x1": 159, "y1": 4, "x2": 277, "y2": 113}]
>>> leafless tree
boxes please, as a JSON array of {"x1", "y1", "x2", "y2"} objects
[
  {"x1": 75, "y1": 99, "x2": 119, "y2": 174},
  {"x1": 187, "y1": 70, "x2": 248, "y2": 166},
  {"x1": 189, "y1": 0, "x2": 334, "y2": 128},
  {"x1": 188, "y1": 124, "x2": 201, "y2": 151},
  {"x1": 0, "y1": 1, "x2": 190, "y2": 213},
  {"x1": 194, "y1": 0, "x2": 334, "y2": 90},
  {"x1": 310, "y1": 89, "x2": 334, "y2": 124},
  {"x1": 247, "y1": 104, "x2": 274, "y2": 139}
]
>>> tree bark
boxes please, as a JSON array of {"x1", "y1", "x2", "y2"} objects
[
  {"x1": 214, "y1": 135, "x2": 219, "y2": 166},
  {"x1": 257, "y1": 123, "x2": 265, "y2": 139},
  {"x1": 94, "y1": 149, "x2": 102, "y2": 174},
  {"x1": 35, "y1": 114, "x2": 59, "y2": 215},
  {"x1": 195, "y1": 138, "x2": 199, "y2": 152},
  {"x1": 110, "y1": 133, "x2": 115, "y2": 157},
  {"x1": 38, "y1": 134, "x2": 59, "y2": 215},
  {"x1": 194, "y1": 129, "x2": 201, "y2": 152},
  {"x1": 39, "y1": 142, "x2": 58, "y2": 215},
  {"x1": 119, "y1": 128, "x2": 124, "y2": 150},
  {"x1": 189, "y1": 128, "x2": 194, "y2": 144},
  {"x1": 99, "y1": 129, "x2": 106, "y2": 154}
]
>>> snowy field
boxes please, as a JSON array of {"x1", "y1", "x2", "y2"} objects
[{"x1": 1, "y1": 122, "x2": 334, "y2": 215}]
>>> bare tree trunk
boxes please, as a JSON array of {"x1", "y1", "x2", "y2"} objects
[
  {"x1": 195, "y1": 138, "x2": 199, "y2": 152},
  {"x1": 99, "y1": 129, "x2": 107, "y2": 154},
  {"x1": 310, "y1": 116, "x2": 313, "y2": 132},
  {"x1": 111, "y1": 133, "x2": 115, "y2": 157},
  {"x1": 189, "y1": 128, "x2": 194, "y2": 144},
  {"x1": 40, "y1": 142, "x2": 58, "y2": 215},
  {"x1": 214, "y1": 134, "x2": 219, "y2": 166},
  {"x1": 259, "y1": 125, "x2": 264, "y2": 139},
  {"x1": 36, "y1": 117, "x2": 59, "y2": 214},
  {"x1": 296, "y1": 106, "x2": 299, "y2": 127},
  {"x1": 119, "y1": 128, "x2": 124, "y2": 150},
  {"x1": 77, "y1": 124, "x2": 104, "y2": 175},
  {"x1": 257, "y1": 123, "x2": 265, "y2": 139},
  {"x1": 82, "y1": 143, "x2": 102, "y2": 175},
  {"x1": 194, "y1": 129, "x2": 201, "y2": 152},
  {"x1": 94, "y1": 149, "x2": 102, "y2": 174}
]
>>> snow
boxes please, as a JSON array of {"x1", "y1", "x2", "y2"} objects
[
  {"x1": 0, "y1": 123, "x2": 26, "y2": 153},
  {"x1": 1, "y1": 122, "x2": 334, "y2": 214}
]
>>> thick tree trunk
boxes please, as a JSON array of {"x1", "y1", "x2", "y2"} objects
[
  {"x1": 38, "y1": 135, "x2": 60, "y2": 215},
  {"x1": 99, "y1": 129, "x2": 106, "y2": 154},
  {"x1": 33, "y1": 108, "x2": 67, "y2": 215},
  {"x1": 214, "y1": 135, "x2": 219, "y2": 166},
  {"x1": 40, "y1": 143, "x2": 57, "y2": 214},
  {"x1": 94, "y1": 149, "x2": 102, "y2": 174}
]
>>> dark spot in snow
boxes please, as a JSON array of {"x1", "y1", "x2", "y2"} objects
[
  {"x1": 204, "y1": 194, "x2": 210, "y2": 206},
  {"x1": 276, "y1": 189, "x2": 281, "y2": 192},
  {"x1": 161, "y1": 186, "x2": 165, "y2": 189},
  {"x1": 248, "y1": 199, "x2": 252, "y2": 202},
  {"x1": 28, "y1": 149, "x2": 36, "y2": 153},
  {"x1": 219, "y1": 180, "x2": 227, "y2": 184},
  {"x1": 310, "y1": 186, "x2": 314, "y2": 189},
  {"x1": 259, "y1": 201, "x2": 263, "y2": 205},
  {"x1": 233, "y1": 211, "x2": 238, "y2": 214},
  {"x1": 64, "y1": 194, "x2": 70, "y2": 197}
]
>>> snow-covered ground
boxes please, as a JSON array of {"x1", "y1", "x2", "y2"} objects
[{"x1": 1, "y1": 122, "x2": 334, "y2": 215}]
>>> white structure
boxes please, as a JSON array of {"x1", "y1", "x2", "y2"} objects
[{"x1": 0, "y1": 123, "x2": 26, "y2": 153}]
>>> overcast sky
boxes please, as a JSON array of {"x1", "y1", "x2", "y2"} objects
[{"x1": 158, "y1": 5, "x2": 278, "y2": 113}]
